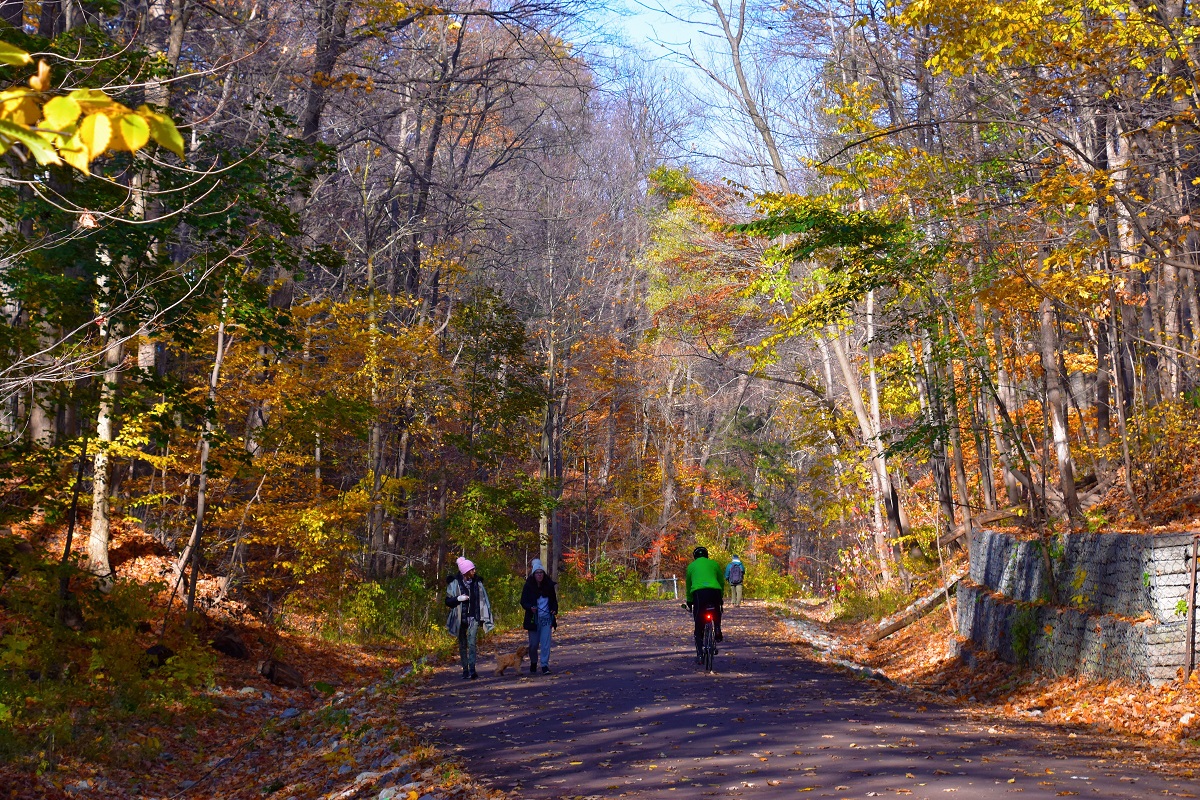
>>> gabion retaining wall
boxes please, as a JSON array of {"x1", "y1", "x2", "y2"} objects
[{"x1": 957, "y1": 529, "x2": 1196, "y2": 684}]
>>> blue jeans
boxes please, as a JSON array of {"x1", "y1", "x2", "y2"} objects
[
  {"x1": 528, "y1": 614, "x2": 553, "y2": 668},
  {"x1": 458, "y1": 617, "x2": 479, "y2": 672}
]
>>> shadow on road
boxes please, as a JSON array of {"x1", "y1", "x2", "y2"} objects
[{"x1": 407, "y1": 602, "x2": 1191, "y2": 799}]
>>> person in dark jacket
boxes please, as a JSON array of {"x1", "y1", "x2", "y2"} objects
[{"x1": 520, "y1": 558, "x2": 558, "y2": 674}]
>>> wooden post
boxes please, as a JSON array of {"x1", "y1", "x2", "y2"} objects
[{"x1": 1186, "y1": 535, "x2": 1198, "y2": 681}]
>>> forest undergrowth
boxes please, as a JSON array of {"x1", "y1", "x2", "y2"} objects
[{"x1": 0, "y1": 512, "x2": 658, "y2": 796}]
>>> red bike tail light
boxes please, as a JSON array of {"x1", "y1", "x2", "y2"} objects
[{"x1": 704, "y1": 612, "x2": 713, "y2": 621}]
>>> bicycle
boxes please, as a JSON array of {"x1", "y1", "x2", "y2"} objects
[{"x1": 682, "y1": 602, "x2": 718, "y2": 672}]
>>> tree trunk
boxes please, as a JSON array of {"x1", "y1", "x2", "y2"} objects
[
  {"x1": 971, "y1": 382, "x2": 998, "y2": 511},
  {"x1": 551, "y1": 385, "x2": 566, "y2": 580},
  {"x1": 539, "y1": 336, "x2": 557, "y2": 570},
  {"x1": 366, "y1": 253, "x2": 387, "y2": 577},
  {"x1": 866, "y1": 571, "x2": 966, "y2": 644},
  {"x1": 1039, "y1": 296, "x2": 1082, "y2": 522},
  {"x1": 652, "y1": 365, "x2": 680, "y2": 580},
  {"x1": 990, "y1": 316, "x2": 1025, "y2": 506},
  {"x1": 298, "y1": 0, "x2": 352, "y2": 145},
  {"x1": 1108, "y1": 285, "x2": 1146, "y2": 520},
  {"x1": 29, "y1": 394, "x2": 56, "y2": 446},
  {"x1": 829, "y1": 329, "x2": 896, "y2": 580},
  {"x1": 88, "y1": 321, "x2": 122, "y2": 593},
  {"x1": 1161, "y1": 262, "x2": 1181, "y2": 399},
  {"x1": 944, "y1": 356, "x2": 975, "y2": 537},
  {"x1": 919, "y1": 334, "x2": 956, "y2": 529},
  {"x1": 693, "y1": 372, "x2": 750, "y2": 508},
  {"x1": 600, "y1": 388, "x2": 617, "y2": 488},
  {"x1": 708, "y1": 0, "x2": 791, "y2": 190},
  {"x1": 1095, "y1": 317, "x2": 1113, "y2": 471},
  {"x1": 175, "y1": 308, "x2": 230, "y2": 616},
  {"x1": 37, "y1": 0, "x2": 60, "y2": 36},
  {"x1": 144, "y1": 0, "x2": 193, "y2": 109},
  {"x1": 57, "y1": 434, "x2": 88, "y2": 625}
]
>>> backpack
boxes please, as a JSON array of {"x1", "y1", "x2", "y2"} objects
[{"x1": 728, "y1": 561, "x2": 744, "y2": 585}]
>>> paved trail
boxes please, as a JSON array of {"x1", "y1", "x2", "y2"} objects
[{"x1": 408, "y1": 602, "x2": 1191, "y2": 799}]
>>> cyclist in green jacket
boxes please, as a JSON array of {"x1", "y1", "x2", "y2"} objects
[{"x1": 685, "y1": 546, "x2": 724, "y2": 664}]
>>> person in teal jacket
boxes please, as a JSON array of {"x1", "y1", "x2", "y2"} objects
[
  {"x1": 725, "y1": 555, "x2": 745, "y2": 606},
  {"x1": 685, "y1": 546, "x2": 724, "y2": 663}
]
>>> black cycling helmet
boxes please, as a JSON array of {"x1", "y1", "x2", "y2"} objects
[{"x1": 693, "y1": 546, "x2": 708, "y2": 559}]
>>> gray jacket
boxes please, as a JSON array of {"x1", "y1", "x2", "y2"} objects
[{"x1": 445, "y1": 575, "x2": 495, "y2": 636}]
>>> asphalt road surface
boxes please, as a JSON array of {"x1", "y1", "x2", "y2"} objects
[{"x1": 408, "y1": 601, "x2": 1194, "y2": 799}]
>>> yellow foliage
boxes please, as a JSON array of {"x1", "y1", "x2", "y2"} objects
[
  {"x1": 0, "y1": 41, "x2": 185, "y2": 173},
  {"x1": 1062, "y1": 351, "x2": 1098, "y2": 374},
  {"x1": 897, "y1": 0, "x2": 1170, "y2": 77},
  {"x1": 277, "y1": 495, "x2": 367, "y2": 584}
]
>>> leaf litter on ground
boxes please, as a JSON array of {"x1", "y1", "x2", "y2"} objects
[
  {"x1": 773, "y1": 591, "x2": 1200, "y2": 781},
  {"x1": 1, "y1": 520, "x2": 513, "y2": 800}
]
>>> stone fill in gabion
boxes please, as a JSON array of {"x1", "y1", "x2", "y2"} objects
[{"x1": 958, "y1": 529, "x2": 1196, "y2": 684}]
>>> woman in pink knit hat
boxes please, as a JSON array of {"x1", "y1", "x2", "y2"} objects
[{"x1": 444, "y1": 556, "x2": 494, "y2": 679}]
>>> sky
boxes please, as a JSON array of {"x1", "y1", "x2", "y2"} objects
[
  {"x1": 589, "y1": 3, "x2": 744, "y2": 156},
  {"x1": 617, "y1": 2, "x2": 706, "y2": 59},
  {"x1": 576, "y1": 1, "x2": 806, "y2": 192},
  {"x1": 588, "y1": 1, "x2": 716, "y2": 85}
]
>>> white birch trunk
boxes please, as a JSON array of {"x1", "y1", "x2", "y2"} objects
[{"x1": 88, "y1": 319, "x2": 122, "y2": 593}]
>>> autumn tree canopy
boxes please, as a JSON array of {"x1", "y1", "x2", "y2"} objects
[{"x1": 4, "y1": 0, "x2": 1200, "y2": 669}]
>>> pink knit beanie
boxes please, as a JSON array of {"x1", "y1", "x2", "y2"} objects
[{"x1": 457, "y1": 556, "x2": 475, "y2": 575}]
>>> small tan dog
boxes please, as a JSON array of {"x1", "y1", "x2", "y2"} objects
[{"x1": 494, "y1": 645, "x2": 529, "y2": 676}]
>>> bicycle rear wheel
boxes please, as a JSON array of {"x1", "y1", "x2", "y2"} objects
[{"x1": 703, "y1": 622, "x2": 715, "y2": 672}]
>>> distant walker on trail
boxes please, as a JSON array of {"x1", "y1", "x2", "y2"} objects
[
  {"x1": 445, "y1": 556, "x2": 495, "y2": 680},
  {"x1": 725, "y1": 555, "x2": 745, "y2": 606},
  {"x1": 685, "y1": 546, "x2": 724, "y2": 665}
]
